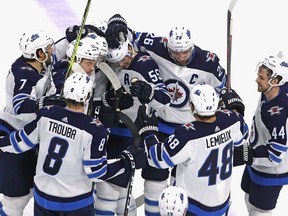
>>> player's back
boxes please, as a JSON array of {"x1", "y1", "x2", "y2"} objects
[
  {"x1": 33, "y1": 106, "x2": 107, "y2": 200},
  {"x1": 174, "y1": 111, "x2": 246, "y2": 209}
]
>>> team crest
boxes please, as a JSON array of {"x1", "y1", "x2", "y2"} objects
[
  {"x1": 165, "y1": 79, "x2": 190, "y2": 108},
  {"x1": 267, "y1": 106, "x2": 283, "y2": 115},
  {"x1": 206, "y1": 51, "x2": 216, "y2": 62}
]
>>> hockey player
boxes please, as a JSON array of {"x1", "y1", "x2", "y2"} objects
[
  {"x1": 241, "y1": 55, "x2": 288, "y2": 216},
  {"x1": 0, "y1": 30, "x2": 65, "y2": 216},
  {"x1": 55, "y1": 20, "x2": 107, "y2": 60},
  {"x1": 134, "y1": 83, "x2": 252, "y2": 215},
  {"x1": 52, "y1": 33, "x2": 108, "y2": 95},
  {"x1": 159, "y1": 186, "x2": 188, "y2": 216},
  {"x1": 0, "y1": 72, "x2": 146, "y2": 216},
  {"x1": 104, "y1": 14, "x2": 242, "y2": 215},
  {"x1": 94, "y1": 38, "x2": 170, "y2": 215},
  {"x1": 53, "y1": 21, "x2": 110, "y2": 114}
]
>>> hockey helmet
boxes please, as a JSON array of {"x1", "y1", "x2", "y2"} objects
[
  {"x1": 106, "y1": 38, "x2": 132, "y2": 63},
  {"x1": 190, "y1": 84, "x2": 219, "y2": 116},
  {"x1": 19, "y1": 30, "x2": 54, "y2": 60},
  {"x1": 63, "y1": 72, "x2": 93, "y2": 106},
  {"x1": 159, "y1": 186, "x2": 188, "y2": 216},
  {"x1": 260, "y1": 55, "x2": 288, "y2": 86}
]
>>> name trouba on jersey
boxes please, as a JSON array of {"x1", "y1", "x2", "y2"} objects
[{"x1": 48, "y1": 120, "x2": 77, "y2": 140}]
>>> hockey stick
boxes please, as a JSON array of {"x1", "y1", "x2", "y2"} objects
[
  {"x1": 227, "y1": 0, "x2": 237, "y2": 92},
  {"x1": 66, "y1": 0, "x2": 92, "y2": 79},
  {"x1": 98, "y1": 62, "x2": 141, "y2": 215}
]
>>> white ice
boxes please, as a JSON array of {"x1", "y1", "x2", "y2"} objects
[{"x1": 1, "y1": 0, "x2": 288, "y2": 215}]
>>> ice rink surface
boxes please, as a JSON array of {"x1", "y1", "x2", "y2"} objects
[{"x1": 1, "y1": 0, "x2": 288, "y2": 215}]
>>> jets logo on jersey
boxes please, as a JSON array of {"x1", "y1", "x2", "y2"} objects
[
  {"x1": 137, "y1": 55, "x2": 151, "y2": 62},
  {"x1": 206, "y1": 52, "x2": 216, "y2": 62},
  {"x1": 267, "y1": 106, "x2": 283, "y2": 116},
  {"x1": 165, "y1": 79, "x2": 190, "y2": 108}
]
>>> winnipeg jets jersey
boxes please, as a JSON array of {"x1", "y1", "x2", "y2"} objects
[
  {"x1": 249, "y1": 86, "x2": 288, "y2": 186},
  {"x1": 0, "y1": 106, "x2": 125, "y2": 211},
  {"x1": 0, "y1": 57, "x2": 55, "y2": 130},
  {"x1": 134, "y1": 32, "x2": 227, "y2": 133},
  {"x1": 144, "y1": 111, "x2": 248, "y2": 214},
  {"x1": 109, "y1": 51, "x2": 170, "y2": 137}
]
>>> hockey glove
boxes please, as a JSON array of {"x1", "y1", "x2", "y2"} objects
[
  {"x1": 121, "y1": 145, "x2": 147, "y2": 171},
  {"x1": 105, "y1": 14, "x2": 128, "y2": 48},
  {"x1": 220, "y1": 88, "x2": 245, "y2": 116},
  {"x1": 233, "y1": 142, "x2": 253, "y2": 166},
  {"x1": 85, "y1": 24, "x2": 105, "y2": 37},
  {"x1": 65, "y1": 25, "x2": 89, "y2": 43},
  {"x1": 130, "y1": 80, "x2": 154, "y2": 104},
  {"x1": 35, "y1": 94, "x2": 66, "y2": 111},
  {"x1": 134, "y1": 105, "x2": 158, "y2": 138},
  {"x1": 98, "y1": 106, "x2": 120, "y2": 128},
  {"x1": 103, "y1": 89, "x2": 134, "y2": 110}
]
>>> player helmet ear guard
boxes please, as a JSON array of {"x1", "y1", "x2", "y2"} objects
[
  {"x1": 190, "y1": 84, "x2": 219, "y2": 116},
  {"x1": 63, "y1": 72, "x2": 93, "y2": 106},
  {"x1": 106, "y1": 38, "x2": 133, "y2": 63},
  {"x1": 66, "y1": 34, "x2": 108, "y2": 66},
  {"x1": 159, "y1": 186, "x2": 188, "y2": 216},
  {"x1": 167, "y1": 26, "x2": 194, "y2": 52},
  {"x1": 260, "y1": 55, "x2": 288, "y2": 86},
  {"x1": 19, "y1": 30, "x2": 54, "y2": 61}
]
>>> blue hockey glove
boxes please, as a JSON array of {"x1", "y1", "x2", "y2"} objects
[
  {"x1": 105, "y1": 14, "x2": 128, "y2": 48},
  {"x1": 103, "y1": 89, "x2": 134, "y2": 110},
  {"x1": 130, "y1": 80, "x2": 154, "y2": 104},
  {"x1": 220, "y1": 88, "x2": 245, "y2": 116},
  {"x1": 35, "y1": 94, "x2": 66, "y2": 111},
  {"x1": 121, "y1": 145, "x2": 147, "y2": 170},
  {"x1": 233, "y1": 142, "x2": 253, "y2": 166},
  {"x1": 134, "y1": 105, "x2": 158, "y2": 138}
]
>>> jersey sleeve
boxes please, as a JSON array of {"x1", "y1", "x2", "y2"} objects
[{"x1": 82, "y1": 121, "x2": 125, "y2": 182}]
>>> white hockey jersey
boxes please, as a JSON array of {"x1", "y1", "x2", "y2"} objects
[
  {"x1": 0, "y1": 106, "x2": 125, "y2": 211},
  {"x1": 134, "y1": 32, "x2": 227, "y2": 134},
  {"x1": 248, "y1": 85, "x2": 288, "y2": 186},
  {"x1": 144, "y1": 110, "x2": 248, "y2": 215}
]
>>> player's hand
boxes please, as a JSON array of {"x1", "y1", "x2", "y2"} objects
[
  {"x1": 103, "y1": 89, "x2": 134, "y2": 110},
  {"x1": 105, "y1": 14, "x2": 128, "y2": 48},
  {"x1": 134, "y1": 105, "x2": 158, "y2": 138},
  {"x1": 220, "y1": 88, "x2": 245, "y2": 116},
  {"x1": 35, "y1": 94, "x2": 66, "y2": 111},
  {"x1": 233, "y1": 142, "x2": 253, "y2": 166},
  {"x1": 65, "y1": 25, "x2": 89, "y2": 43},
  {"x1": 121, "y1": 145, "x2": 147, "y2": 170},
  {"x1": 130, "y1": 80, "x2": 154, "y2": 104},
  {"x1": 98, "y1": 106, "x2": 120, "y2": 128}
]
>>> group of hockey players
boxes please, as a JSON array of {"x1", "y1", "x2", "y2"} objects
[{"x1": 0, "y1": 11, "x2": 287, "y2": 216}]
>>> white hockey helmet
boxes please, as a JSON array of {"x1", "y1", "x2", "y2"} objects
[
  {"x1": 190, "y1": 84, "x2": 219, "y2": 116},
  {"x1": 63, "y1": 72, "x2": 93, "y2": 105},
  {"x1": 106, "y1": 38, "x2": 132, "y2": 63},
  {"x1": 159, "y1": 186, "x2": 188, "y2": 216},
  {"x1": 66, "y1": 34, "x2": 108, "y2": 66},
  {"x1": 90, "y1": 19, "x2": 108, "y2": 33},
  {"x1": 86, "y1": 33, "x2": 108, "y2": 57},
  {"x1": 19, "y1": 30, "x2": 54, "y2": 60},
  {"x1": 167, "y1": 26, "x2": 194, "y2": 52},
  {"x1": 260, "y1": 55, "x2": 288, "y2": 86}
]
